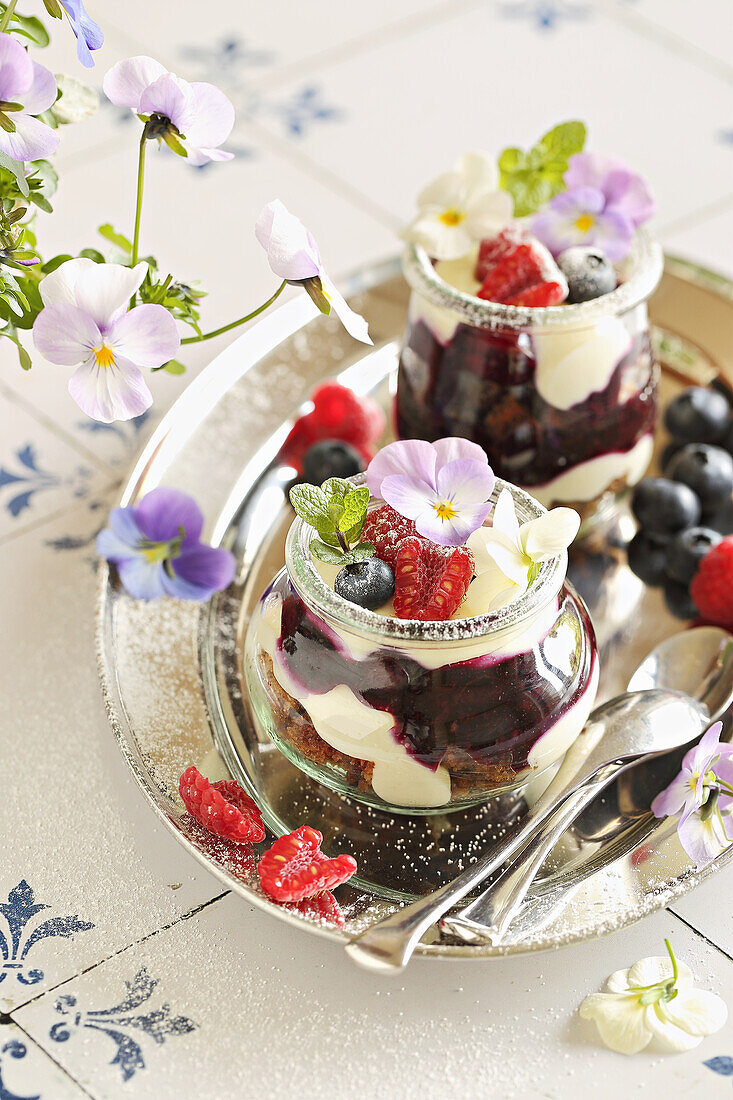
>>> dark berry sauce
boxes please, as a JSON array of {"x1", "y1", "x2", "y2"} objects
[
  {"x1": 277, "y1": 586, "x2": 596, "y2": 775},
  {"x1": 396, "y1": 319, "x2": 657, "y2": 490}
]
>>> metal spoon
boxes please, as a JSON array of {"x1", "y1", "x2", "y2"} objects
[
  {"x1": 345, "y1": 688, "x2": 708, "y2": 972},
  {"x1": 440, "y1": 627, "x2": 733, "y2": 946}
]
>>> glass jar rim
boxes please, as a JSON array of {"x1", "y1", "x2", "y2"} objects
[
  {"x1": 284, "y1": 476, "x2": 567, "y2": 645},
  {"x1": 402, "y1": 228, "x2": 663, "y2": 331}
]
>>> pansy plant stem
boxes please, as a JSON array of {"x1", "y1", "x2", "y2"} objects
[
  {"x1": 628, "y1": 939, "x2": 679, "y2": 1005},
  {"x1": 0, "y1": 0, "x2": 19, "y2": 34},
  {"x1": 180, "y1": 279, "x2": 287, "y2": 344},
  {"x1": 130, "y1": 125, "x2": 148, "y2": 283}
]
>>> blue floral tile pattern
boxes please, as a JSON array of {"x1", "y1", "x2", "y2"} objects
[
  {"x1": 0, "y1": 883, "x2": 94, "y2": 991},
  {"x1": 179, "y1": 36, "x2": 274, "y2": 84},
  {"x1": 0, "y1": 447, "x2": 91, "y2": 521},
  {"x1": 49, "y1": 968, "x2": 196, "y2": 1083},
  {"x1": 499, "y1": 0, "x2": 589, "y2": 29},
  {"x1": 705, "y1": 1055, "x2": 733, "y2": 1079},
  {"x1": 0, "y1": 1040, "x2": 39, "y2": 1100},
  {"x1": 266, "y1": 85, "x2": 343, "y2": 138}
]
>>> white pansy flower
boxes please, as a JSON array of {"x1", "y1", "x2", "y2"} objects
[
  {"x1": 580, "y1": 942, "x2": 727, "y2": 1055},
  {"x1": 401, "y1": 152, "x2": 513, "y2": 261},
  {"x1": 464, "y1": 488, "x2": 579, "y2": 612}
]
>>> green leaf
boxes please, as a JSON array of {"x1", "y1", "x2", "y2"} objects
[
  {"x1": 338, "y1": 486, "x2": 369, "y2": 535},
  {"x1": 498, "y1": 119, "x2": 586, "y2": 218},
  {"x1": 339, "y1": 542, "x2": 376, "y2": 566},
  {"x1": 78, "y1": 248, "x2": 105, "y2": 263},
  {"x1": 52, "y1": 74, "x2": 99, "y2": 125},
  {"x1": 320, "y1": 477, "x2": 352, "y2": 501},
  {"x1": 42, "y1": 0, "x2": 64, "y2": 17},
  {"x1": 98, "y1": 223, "x2": 133, "y2": 254},
  {"x1": 30, "y1": 159, "x2": 58, "y2": 201},
  {"x1": 328, "y1": 498, "x2": 345, "y2": 528},
  {"x1": 10, "y1": 13, "x2": 50, "y2": 47},
  {"x1": 309, "y1": 540, "x2": 344, "y2": 565},
  {"x1": 162, "y1": 358, "x2": 186, "y2": 375},
  {"x1": 289, "y1": 482, "x2": 331, "y2": 525},
  {"x1": 0, "y1": 152, "x2": 28, "y2": 198}
]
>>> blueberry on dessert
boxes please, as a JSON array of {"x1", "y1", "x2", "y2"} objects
[
  {"x1": 246, "y1": 438, "x2": 597, "y2": 813},
  {"x1": 397, "y1": 121, "x2": 661, "y2": 524},
  {"x1": 557, "y1": 246, "x2": 617, "y2": 303}
]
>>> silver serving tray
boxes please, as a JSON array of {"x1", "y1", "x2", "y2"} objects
[{"x1": 97, "y1": 255, "x2": 733, "y2": 957}]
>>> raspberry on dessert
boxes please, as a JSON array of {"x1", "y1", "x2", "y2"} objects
[
  {"x1": 179, "y1": 766, "x2": 266, "y2": 844},
  {"x1": 690, "y1": 537, "x2": 733, "y2": 625},
  {"x1": 257, "y1": 825, "x2": 357, "y2": 903},
  {"x1": 361, "y1": 504, "x2": 417, "y2": 568},
  {"x1": 476, "y1": 233, "x2": 568, "y2": 307},
  {"x1": 282, "y1": 890, "x2": 345, "y2": 928},
  {"x1": 393, "y1": 536, "x2": 474, "y2": 621},
  {"x1": 281, "y1": 381, "x2": 385, "y2": 474}
]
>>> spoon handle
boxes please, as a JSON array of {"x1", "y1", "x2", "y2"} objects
[
  {"x1": 441, "y1": 762, "x2": 622, "y2": 945},
  {"x1": 345, "y1": 794, "x2": 561, "y2": 972}
]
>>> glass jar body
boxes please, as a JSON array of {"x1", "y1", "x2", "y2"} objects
[{"x1": 244, "y1": 569, "x2": 599, "y2": 815}]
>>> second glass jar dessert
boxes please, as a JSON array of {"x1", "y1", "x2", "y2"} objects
[{"x1": 397, "y1": 230, "x2": 664, "y2": 526}]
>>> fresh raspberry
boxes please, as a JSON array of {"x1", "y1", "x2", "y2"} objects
[
  {"x1": 690, "y1": 537, "x2": 733, "y2": 625},
  {"x1": 361, "y1": 504, "x2": 417, "y2": 568},
  {"x1": 475, "y1": 227, "x2": 529, "y2": 282},
  {"x1": 393, "y1": 536, "x2": 474, "y2": 621},
  {"x1": 476, "y1": 234, "x2": 568, "y2": 306},
  {"x1": 281, "y1": 381, "x2": 385, "y2": 473},
  {"x1": 505, "y1": 281, "x2": 567, "y2": 307},
  {"x1": 257, "y1": 825, "x2": 357, "y2": 903},
  {"x1": 282, "y1": 890, "x2": 345, "y2": 928},
  {"x1": 179, "y1": 766, "x2": 266, "y2": 844}
]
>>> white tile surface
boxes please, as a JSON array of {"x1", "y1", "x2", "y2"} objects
[
  {"x1": 14, "y1": 898, "x2": 733, "y2": 1100},
  {"x1": 0, "y1": 1022, "x2": 86, "y2": 1099},
  {"x1": 661, "y1": 202, "x2": 733, "y2": 280}
]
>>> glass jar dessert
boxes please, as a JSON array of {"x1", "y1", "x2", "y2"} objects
[
  {"x1": 396, "y1": 230, "x2": 664, "y2": 524},
  {"x1": 244, "y1": 479, "x2": 599, "y2": 815}
]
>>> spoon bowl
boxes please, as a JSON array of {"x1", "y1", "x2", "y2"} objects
[{"x1": 628, "y1": 626, "x2": 733, "y2": 724}]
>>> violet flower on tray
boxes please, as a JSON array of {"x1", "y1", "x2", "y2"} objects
[{"x1": 97, "y1": 487, "x2": 236, "y2": 601}]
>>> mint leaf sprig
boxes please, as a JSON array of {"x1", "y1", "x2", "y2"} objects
[
  {"x1": 498, "y1": 120, "x2": 587, "y2": 218},
  {"x1": 289, "y1": 478, "x2": 376, "y2": 566}
]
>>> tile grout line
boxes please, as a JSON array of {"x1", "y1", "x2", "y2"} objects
[
  {"x1": 667, "y1": 907, "x2": 733, "y2": 967},
  {"x1": 656, "y1": 193, "x2": 733, "y2": 241},
  {"x1": 597, "y1": 0, "x2": 733, "y2": 85},
  {"x1": 0, "y1": 1016, "x2": 98, "y2": 1100},
  {"x1": 10, "y1": 891, "x2": 231, "y2": 1019}
]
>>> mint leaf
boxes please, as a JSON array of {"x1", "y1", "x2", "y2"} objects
[
  {"x1": 310, "y1": 540, "x2": 345, "y2": 565},
  {"x1": 498, "y1": 120, "x2": 586, "y2": 217},
  {"x1": 338, "y1": 486, "x2": 369, "y2": 535},
  {"x1": 321, "y1": 477, "x2": 352, "y2": 501},
  {"x1": 340, "y1": 542, "x2": 376, "y2": 566},
  {"x1": 289, "y1": 483, "x2": 330, "y2": 525}
]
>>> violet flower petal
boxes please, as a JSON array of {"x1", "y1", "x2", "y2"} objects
[
  {"x1": 168, "y1": 543, "x2": 236, "y2": 600},
  {"x1": 134, "y1": 487, "x2": 204, "y2": 545},
  {"x1": 33, "y1": 304, "x2": 101, "y2": 365},
  {"x1": 138, "y1": 72, "x2": 195, "y2": 135},
  {"x1": 117, "y1": 556, "x2": 167, "y2": 600},
  {"x1": 433, "y1": 436, "x2": 494, "y2": 472},
  {"x1": 365, "y1": 439, "x2": 438, "y2": 497},
  {"x1": 435, "y1": 457, "x2": 495, "y2": 510},
  {"x1": 103, "y1": 56, "x2": 167, "y2": 109},
  {"x1": 109, "y1": 303, "x2": 180, "y2": 368},
  {"x1": 185, "y1": 82, "x2": 235, "y2": 149},
  {"x1": 415, "y1": 501, "x2": 493, "y2": 548},
  {"x1": 68, "y1": 354, "x2": 153, "y2": 423},
  {"x1": 380, "y1": 473, "x2": 437, "y2": 521},
  {"x1": 0, "y1": 112, "x2": 59, "y2": 161},
  {"x1": 0, "y1": 36, "x2": 33, "y2": 101},
  {"x1": 255, "y1": 200, "x2": 321, "y2": 282}
]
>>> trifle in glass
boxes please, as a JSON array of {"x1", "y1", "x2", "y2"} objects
[
  {"x1": 244, "y1": 479, "x2": 599, "y2": 815},
  {"x1": 397, "y1": 230, "x2": 663, "y2": 523}
]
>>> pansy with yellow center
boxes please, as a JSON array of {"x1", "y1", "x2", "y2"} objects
[
  {"x1": 32, "y1": 258, "x2": 180, "y2": 423},
  {"x1": 401, "y1": 152, "x2": 513, "y2": 261},
  {"x1": 365, "y1": 437, "x2": 495, "y2": 548}
]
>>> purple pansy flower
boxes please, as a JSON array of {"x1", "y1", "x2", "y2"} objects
[
  {"x1": 59, "y1": 1, "x2": 104, "y2": 68},
  {"x1": 97, "y1": 487, "x2": 236, "y2": 601},
  {"x1": 652, "y1": 721, "x2": 733, "y2": 866},
  {"x1": 366, "y1": 438, "x2": 495, "y2": 547},
  {"x1": 0, "y1": 36, "x2": 59, "y2": 161},
  {"x1": 32, "y1": 258, "x2": 180, "y2": 423},
  {"x1": 532, "y1": 152, "x2": 655, "y2": 262},
  {"x1": 103, "y1": 56, "x2": 235, "y2": 166}
]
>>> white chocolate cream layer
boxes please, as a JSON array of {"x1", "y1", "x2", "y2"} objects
[
  {"x1": 527, "y1": 660, "x2": 599, "y2": 772},
  {"x1": 528, "y1": 433, "x2": 653, "y2": 507}
]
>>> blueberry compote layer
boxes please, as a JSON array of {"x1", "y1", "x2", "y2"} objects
[
  {"x1": 275, "y1": 583, "x2": 596, "y2": 783},
  {"x1": 396, "y1": 319, "x2": 656, "y2": 490}
]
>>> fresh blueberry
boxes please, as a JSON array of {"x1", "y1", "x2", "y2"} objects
[
  {"x1": 626, "y1": 531, "x2": 669, "y2": 587},
  {"x1": 335, "y1": 557, "x2": 395, "y2": 610},
  {"x1": 630, "y1": 477, "x2": 701, "y2": 539},
  {"x1": 720, "y1": 420, "x2": 733, "y2": 457},
  {"x1": 665, "y1": 526, "x2": 721, "y2": 585},
  {"x1": 303, "y1": 439, "x2": 364, "y2": 485},
  {"x1": 663, "y1": 579, "x2": 699, "y2": 621},
  {"x1": 707, "y1": 498, "x2": 733, "y2": 536},
  {"x1": 710, "y1": 377, "x2": 733, "y2": 408},
  {"x1": 556, "y1": 246, "x2": 617, "y2": 303},
  {"x1": 666, "y1": 444, "x2": 733, "y2": 514},
  {"x1": 660, "y1": 440, "x2": 684, "y2": 472},
  {"x1": 664, "y1": 387, "x2": 729, "y2": 444}
]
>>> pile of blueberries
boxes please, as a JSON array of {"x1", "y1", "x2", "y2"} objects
[{"x1": 628, "y1": 382, "x2": 733, "y2": 618}]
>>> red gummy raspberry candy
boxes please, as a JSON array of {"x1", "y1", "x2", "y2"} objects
[
  {"x1": 393, "y1": 536, "x2": 474, "y2": 621},
  {"x1": 281, "y1": 381, "x2": 385, "y2": 473},
  {"x1": 282, "y1": 890, "x2": 345, "y2": 928},
  {"x1": 257, "y1": 825, "x2": 357, "y2": 903},
  {"x1": 361, "y1": 504, "x2": 417, "y2": 568},
  {"x1": 690, "y1": 537, "x2": 733, "y2": 625},
  {"x1": 179, "y1": 766, "x2": 266, "y2": 844}
]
